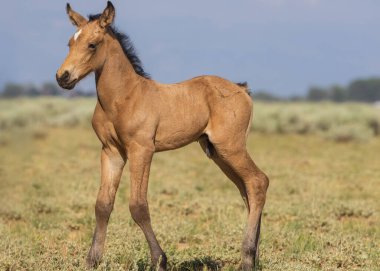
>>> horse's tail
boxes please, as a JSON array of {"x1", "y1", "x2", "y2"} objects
[{"x1": 236, "y1": 81, "x2": 252, "y2": 97}]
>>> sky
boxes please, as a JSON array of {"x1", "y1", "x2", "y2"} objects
[{"x1": 0, "y1": 0, "x2": 379, "y2": 96}]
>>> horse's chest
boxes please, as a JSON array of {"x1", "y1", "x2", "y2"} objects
[{"x1": 92, "y1": 109, "x2": 124, "y2": 148}]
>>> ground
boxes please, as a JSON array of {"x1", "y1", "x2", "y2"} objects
[{"x1": 0, "y1": 103, "x2": 379, "y2": 270}]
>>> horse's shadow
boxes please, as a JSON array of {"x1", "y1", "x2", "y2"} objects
[
  {"x1": 137, "y1": 256, "x2": 222, "y2": 271},
  {"x1": 175, "y1": 257, "x2": 221, "y2": 271}
]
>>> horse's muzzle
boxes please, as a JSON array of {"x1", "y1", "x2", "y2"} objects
[{"x1": 56, "y1": 71, "x2": 77, "y2": 90}]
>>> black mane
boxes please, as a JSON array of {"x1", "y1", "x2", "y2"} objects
[{"x1": 88, "y1": 14, "x2": 150, "y2": 79}]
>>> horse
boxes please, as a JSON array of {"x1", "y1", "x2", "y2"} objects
[{"x1": 56, "y1": 2, "x2": 269, "y2": 270}]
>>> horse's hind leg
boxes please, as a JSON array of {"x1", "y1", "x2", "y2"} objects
[
  {"x1": 199, "y1": 136, "x2": 248, "y2": 207},
  {"x1": 201, "y1": 137, "x2": 269, "y2": 270},
  {"x1": 225, "y1": 150, "x2": 268, "y2": 270}
]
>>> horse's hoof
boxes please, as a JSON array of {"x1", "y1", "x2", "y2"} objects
[
  {"x1": 241, "y1": 257, "x2": 259, "y2": 271},
  {"x1": 241, "y1": 263, "x2": 253, "y2": 271},
  {"x1": 152, "y1": 252, "x2": 167, "y2": 271},
  {"x1": 86, "y1": 258, "x2": 100, "y2": 269},
  {"x1": 86, "y1": 250, "x2": 102, "y2": 269}
]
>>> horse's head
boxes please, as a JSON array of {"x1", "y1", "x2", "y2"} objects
[{"x1": 56, "y1": 1, "x2": 115, "y2": 90}]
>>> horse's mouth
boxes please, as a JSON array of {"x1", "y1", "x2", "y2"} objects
[{"x1": 58, "y1": 79, "x2": 78, "y2": 90}]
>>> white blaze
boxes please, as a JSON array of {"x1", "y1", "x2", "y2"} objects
[{"x1": 74, "y1": 29, "x2": 82, "y2": 41}]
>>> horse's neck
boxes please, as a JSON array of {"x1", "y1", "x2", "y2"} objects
[{"x1": 95, "y1": 38, "x2": 140, "y2": 113}]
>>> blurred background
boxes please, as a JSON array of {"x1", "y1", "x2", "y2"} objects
[
  {"x1": 0, "y1": 1, "x2": 379, "y2": 270},
  {"x1": 1, "y1": 0, "x2": 380, "y2": 98}
]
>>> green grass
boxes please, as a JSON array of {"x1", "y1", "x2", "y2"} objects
[{"x1": 0, "y1": 98, "x2": 379, "y2": 270}]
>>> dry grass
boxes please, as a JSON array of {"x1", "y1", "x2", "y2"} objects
[
  {"x1": 0, "y1": 98, "x2": 379, "y2": 270},
  {"x1": 253, "y1": 102, "x2": 380, "y2": 141},
  {"x1": 1, "y1": 98, "x2": 380, "y2": 142}
]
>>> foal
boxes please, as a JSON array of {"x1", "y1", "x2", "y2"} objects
[{"x1": 56, "y1": 2, "x2": 269, "y2": 270}]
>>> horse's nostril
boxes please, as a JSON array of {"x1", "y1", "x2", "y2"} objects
[
  {"x1": 56, "y1": 70, "x2": 70, "y2": 84},
  {"x1": 62, "y1": 71, "x2": 70, "y2": 81}
]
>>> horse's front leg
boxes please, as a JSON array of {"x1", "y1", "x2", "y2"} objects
[
  {"x1": 128, "y1": 141, "x2": 167, "y2": 271},
  {"x1": 87, "y1": 146, "x2": 126, "y2": 268}
]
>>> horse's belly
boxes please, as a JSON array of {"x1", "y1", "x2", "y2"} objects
[{"x1": 154, "y1": 117, "x2": 208, "y2": 152}]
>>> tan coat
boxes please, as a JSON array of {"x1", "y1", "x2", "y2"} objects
[{"x1": 57, "y1": 2, "x2": 269, "y2": 270}]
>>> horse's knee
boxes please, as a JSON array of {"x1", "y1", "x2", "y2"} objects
[
  {"x1": 95, "y1": 200, "x2": 113, "y2": 220},
  {"x1": 129, "y1": 199, "x2": 150, "y2": 224}
]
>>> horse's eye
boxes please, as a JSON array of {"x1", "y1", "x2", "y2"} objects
[{"x1": 88, "y1": 43, "x2": 97, "y2": 50}]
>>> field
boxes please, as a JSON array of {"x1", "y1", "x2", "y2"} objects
[{"x1": 0, "y1": 98, "x2": 379, "y2": 270}]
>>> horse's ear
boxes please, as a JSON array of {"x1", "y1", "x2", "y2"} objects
[
  {"x1": 66, "y1": 3, "x2": 87, "y2": 27},
  {"x1": 99, "y1": 1, "x2": 115, "y2": 28}
]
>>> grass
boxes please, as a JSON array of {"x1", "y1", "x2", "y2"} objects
[
  {"x1": 1, "y1": 98, "x2": 380, "y2": 142},
  {"x1": 253, "y1": 102, "x2": 380, "y2": 141},
  {"x1": 0, "y1": 98, "x2": 379, "y2": 270}
]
